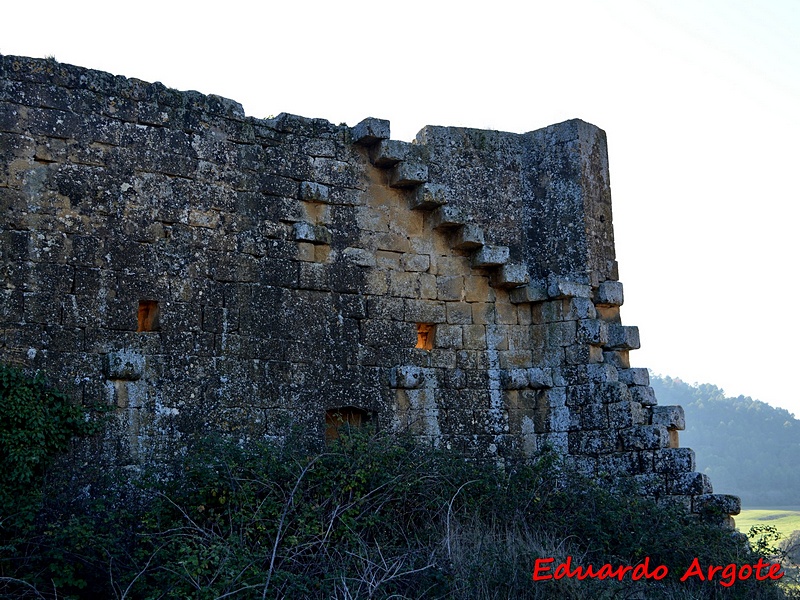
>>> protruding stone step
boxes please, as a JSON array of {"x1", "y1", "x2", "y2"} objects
[
  {"x1": 491, "y1": 263, "x2": 529, "y2": 288},
  {"x1": 430, "y1": 205, "x2": 466, "y2": 230},
  {"x1": 451, "y1": 223, "x2": 484, "y2": 249},
  {"x1": 409, "y1": 183, "x2": 448, "y2": 211},
  {"x1": 472, "y1": 245, "x2": 509, "y2": 268},
  {"x1": 293, "y1": 222, "x2": 331, "y2": 245},
  {"x1": 389, "y1": 162, "x2": 428, "y2": 188},
  {"x1": 651, "y1": 405, "x2": 685, "y2": 430},
  {"x1": 595, "y1": 280, "x2": 624, "y2": 306},
  {"x1": 605, "y1": 324, "x2": 640, "y2": 350},
  {"x1": 509, "y1": 283, "x2": 548, "y2": 304},
  {"x1": 369, "y1": 139, "x2": 410, "y2": 167},
  {"x1": 547, "y1": 276, "x2": 592, "y2": 299},
  {"x1": 692, "y1": 494, "x2": 741, "y2": 516},
  {"x1": 351, "y1": 117, "x2": 390, "y2": 146}
]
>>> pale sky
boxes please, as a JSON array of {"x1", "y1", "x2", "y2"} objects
[{"x1": 4, "y1": 0, "x2": 799, "y2": 416}]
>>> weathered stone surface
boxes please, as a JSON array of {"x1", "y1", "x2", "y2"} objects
[
  {"x1": 605, "y1": 325, "x2": 641, "y2": 350},
  {"x1": 409, "y1": 183, "x2": 448, "y2": 210},
  {"x1": 105, "y1": 351, "x2": 145, "y2": 380},
  {"x1": 472, "y1": 245, "x2": 509, "y2": 268},
  {"x1": 509, "y1": 283, "x2": 548, "y2": 304},
  {"x1": 389, "y1": 161, "x2": 428, "y2": 188},
  {"x1": 430, "y1": 205, "x2": 466, "y2": 230},
  {"x1": 693, "y1": 494, "x2": 741, "y2": 516},
  {"x1": 618, "y1": 367, "x2": 649, "y2": 386},
  {"x1": 0, "y1": 55, "x2": 732, "y2": 518},
  {"x1": 492, "y1": 263, "x2": 529, "y2": 288},
  {"x1": 369, "y1": 139, "x2": 410, "y2": 167},
  {"x1": 651, "y1": 405, "x2": 686, "y2": 430},
  {"x1": 351, "y1": 117, "x2": 390, "y2": 145},
  {"x1": 595, "y1": 281, "x2": 624, "y2": 306},
  {"x1": 451, "y1": 224, "x2": 484, "y2": 249}
]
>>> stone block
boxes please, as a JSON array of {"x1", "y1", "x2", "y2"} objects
[
  {"x1": 409, "y1": 183, "x2": 448, "y2": 210},
  {"x1": 501, "y1": 368, "x2": 529, "y2": 390},
  {"x1": 595, "y1": 280, "x2": 624, "y2": 306},
  {"x1": 565, "y1": 343, "x2": 603, "y2": 365},
  {"x1": 351, "y1": 117, "x2": 390, "y2": 145},
  {"x1": 669, "y1": 472, "x2": 713, "y2": 495},
  {"x1": 492, "y1": 263, "x2": 529, "y2": 288},
  {"x1": 435, "y1": 324, "x2": 463, "y2": 349},
  {"x1": 586, "y1": 363, "x2": 618, "y2": 383},
  {"x1": 436, "y1": 276, "x2": 463, "y2": 301},
  {"x1": 369, "y1": 139, "x2": 410, "y2": 167},
  {"x1": 446, "y1": 302, "x2": 473, "y2": 324},
  {"x1": 580, "y1": 404, "x2": 608, "y2": 429},
  {"x1": 470, "y1": 302, "x2": 495, "y2": 325},
  {"x1": 293, "y1": 222, "x2": 331, "y2": 245},
  {"x1": 654, "y1": 448, "x2": 696, "y2": 474},
  {"x1": 404, "y1": 299, "x2": 446, "y2": 323},
  {"x1": 509, "y1": 283, "x2": 548, "y2": 304},
  {"x1": 343, "y1": 247, "x2": 376, "y2": 267},
  {"x1": 401, "y1": 253, "x2": 430, "y2": 272},
  {"x1": 568, "y1": 430, "x2": 617, "y2": 456},
  {"x1": 472, "y1": 245, "x2": 509, "y2": 268},
  {"x1": 430, "y1": 205, "x2": 466, "y2": 230},
  {"x1": 603, "y1": 350, "x2": 630, "y2": 369},
  {"x1": 618, "y1": 367, "x2": 650, "y2": 386},
  {"x1": 547, "y1": 277, "x2": 592, "y2": 299},
  {"x1": 651, "y1": 405, "x2": 685, "y2": 430},
  {"x1": 463, "y1": 324, "x2": 487, "y2": 350},
  {"x1": 563, "y1": 298, "x2": 597, "y2": 320},
  {"x1": 577, "y1": 319, "x2": 608, "y2": 345},
  {"x1": 693, "y1": 494, "x2": 741, "y2": 516},
  {"x1": 389, "y1": 162, "x2": 428, "y2": 188},
  {"x1": 566, "y1": 381, "x2": 631, "y2": 406},
  {"x1": 464, "y1": 276, "x2": 490, "y2": 302},
  {"x1": 451, "y1": 224, "x2": 485, "y2": 249},
  {"x1": 390, "y1": 365, "x2": 428, "y2": 389},
  {"x1": 620, "y1": 425, "x2": 670, "y2": 450},
  {"x1": 299, "y1": 181, "x2": 330, "y2": 203},
  {"x1": 105, "y1": 350, "x2": 145, "y2": 380},
  {"x1": 607, "y1": 401, "x2": 645, "y2": 429},
  {"x1": 605, "y1": 325, "x2": 640, "y2": 350},
  {"x1": 526, "y1": 368, "x2": 553, "y2": 389}
]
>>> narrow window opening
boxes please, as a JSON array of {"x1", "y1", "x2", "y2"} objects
[
  {"x1": 416, "y1": 323, "x2": 435, "y2": 350},
  {"x1": 137, "y1": 300, "x2": 160, "y2": 332},
  {"x1": 325, "y1": 406, "x2": 371, "y2": 442}
]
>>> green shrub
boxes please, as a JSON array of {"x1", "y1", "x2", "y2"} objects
[{"x1": 0, "y1": 420, "x2": 793, "y2": 599}]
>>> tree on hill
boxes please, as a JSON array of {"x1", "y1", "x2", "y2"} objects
[{"x1": 651, "y1": 375, "x2": 800, "y2": 507}]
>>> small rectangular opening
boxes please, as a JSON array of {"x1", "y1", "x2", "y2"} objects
[
  {"x1": 137, "y1": 300, "x2": 160, "y2": 332},
  {"x1": 325, "y1": 407, "x2": 372, "y2": 442},
  {"x1": 416, "y1": 323, "x2": 435, "y2": 351}
]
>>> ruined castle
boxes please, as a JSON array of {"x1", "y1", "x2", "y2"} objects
[{"x1": 0, "y1": 55, "x2": 739, "y2": 519}]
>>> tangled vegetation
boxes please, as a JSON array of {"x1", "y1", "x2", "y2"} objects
[{"x1": 0, "y1": 365, "x2": 796, "y2": 599}]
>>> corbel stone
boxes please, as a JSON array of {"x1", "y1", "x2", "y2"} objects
[
  {"x1": 410, "y1": 183, "x2": 449, "y2": 210},
  {"x1": 389, "y1": 162, "x2": 428, "y2": 188},
  {"x1": 472, "y1": 245, "x2": 509, "y2": 268},
  {"x1": 651, "y1": 405, "x2": 685, "y2": 430},
  {"x1": 105, "y1": 350, "x2": 145, "y2": 381},
  {"x1": 351, "y1": 117, "x2": 390, "y2": 146},
  {"x1": 293, "y1": 222, "x2": 332, "y2": 245},
  {"x1": 605, "y1": 325, "x2": 640, "y2": 350},
  {"x1": 595, "y1": 280, "x2": 624, "y2": 306}
]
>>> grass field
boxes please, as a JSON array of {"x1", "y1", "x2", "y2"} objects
[{"x1": 737, "y1": 508, "x2": 800, "y2": 541}]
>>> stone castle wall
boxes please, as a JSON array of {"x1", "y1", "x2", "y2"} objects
[{"x1": 0, "y1": 55, "x2": 738, "y2": 518}]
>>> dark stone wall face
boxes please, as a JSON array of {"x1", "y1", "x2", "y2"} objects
[{"x1": 0, "y1": 55, "x2": 737, "y2": 518}]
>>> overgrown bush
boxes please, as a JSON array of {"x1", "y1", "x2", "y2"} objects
[
  {"x1": 0, "y1": 378, "x2": 794, "y2": 598},
  {"x1": 0, "y1": 365, "x2": 102, "y2": 552}
]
